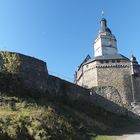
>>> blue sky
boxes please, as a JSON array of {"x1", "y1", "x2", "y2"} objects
[{"x1": 0, "y1": 0, "x2": 140, "y2": 82}]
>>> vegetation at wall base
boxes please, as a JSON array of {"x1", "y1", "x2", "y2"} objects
[
  {"x1": 0, "y1": 51, "x2": 139, "y2": 140},
  {"x1": 0, "y1": 73, "x2": 139, "y2": 140}
]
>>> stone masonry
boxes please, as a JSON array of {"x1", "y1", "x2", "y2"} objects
[
  {"x1": 0, "y1": 52, "x2": 48, "y2": 92},
  {"x1": 0, "y1": 51, "x2": 139, "y2": 118},
  {"x1": 75, "y1": 17, "x2": 140, "y2": 107}
]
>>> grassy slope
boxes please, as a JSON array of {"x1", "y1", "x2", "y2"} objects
[
  {"x1": 0, "y1": 74, "x2": 139, "y2": 140},
  {"x1": 0, "y1": 91, "x2": 139, "y2": 140}
]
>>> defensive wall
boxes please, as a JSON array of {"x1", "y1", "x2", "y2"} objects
[
  {"x1": 0, "y1": 52, "x2": 48, "y2": 92},
  {"x1": 47, "y1": 75, "x2": 138, "y2": 118},
  {"x1": 76, "y1": 59, "x2": 134, "y2": 105},
  {"x1": 0, "y1": 52, "x2": 138, "y2": 118},
  {"x1": 96, "y1": 62, "x2": 133, "y2": 105}
]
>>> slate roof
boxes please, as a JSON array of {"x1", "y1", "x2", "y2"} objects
[
  {"x1": 78, "y1": 54, "x2": 130, "y2": 68},
  {"x1": 94, "y1": 54, "x2": 130, "y2": 61}
]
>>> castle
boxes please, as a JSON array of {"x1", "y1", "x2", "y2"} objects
[
  {"x1": 74, "y1": 17, "x2": 140, "y2": 106},
  {"x1": 1, "y1": 18, "x2": 140, "y2": 117}
]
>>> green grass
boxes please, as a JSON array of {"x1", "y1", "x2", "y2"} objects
[
  {"x1": 0, "y1": 61, "x2": 139, "y2": 140},
  {"x1": 95, "y1": 136, "x2": 116, "y2": 140},
  {"x1": 0, "y1": 72, "x2": 139, "y2": 140},
  {"x1": 0, "y1": 94, "x2": 95, "y2": 140},
  {"x1": 0, "y1": 92, "x2": 139, "y2": 140}
]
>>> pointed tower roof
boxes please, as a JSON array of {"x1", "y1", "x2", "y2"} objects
[
  {"x1": 99, "y1": 18, "x2": 112, "y2": 34},
  {"x1": 131, "y1": 55, "x2": 138, "y2": 64}
]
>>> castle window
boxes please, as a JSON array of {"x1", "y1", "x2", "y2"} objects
[
  {"x1": 86, "y1": 65, "x2": 88, "y2": 68},
  {"x1": 117, "y1": 60, "x2": 120, "y2": 63},
  {"x1": 100, "y1": 60, "x2": 104, "y2": 64},
  {"x1": 112, "y1": 60, "x2": 115, "y2": 63},
  {"x1": 105, "y1": 60, "x2": 109, "y2": 63}
]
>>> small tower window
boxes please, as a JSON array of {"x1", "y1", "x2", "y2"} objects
[
  {"x1": 112, "y1": 60, "x2": 115, "y2": 63},
  {"x1": 117, "y1": 60, "x2": 120, "y2": 63},
  {"x1": 100, "y1": 60, "x2": 104, "y2": 64},
  {"x1": 105, "y1": 60, "x2": 109, "y2": 63}
]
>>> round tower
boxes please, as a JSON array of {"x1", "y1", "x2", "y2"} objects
[{"x1": 130, "y1": 55, "x2": 140, "y2": 75}]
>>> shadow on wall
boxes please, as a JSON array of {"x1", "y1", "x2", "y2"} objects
[
  {"x1": 92, "y1": 86, "x2": 123, "y2": 106},
  {"x1": 47, "y1": 75, "x2": 139, "y2": 118},
  {"x1": 47, "y1": 75, "x2": 140, "y2": 136},
  {"x1": 0, "y1": 72, "x2": 140, "y2": 137}
]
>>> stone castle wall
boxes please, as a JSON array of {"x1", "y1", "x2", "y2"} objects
[
  {"x1": 76, "y1": 59, "x2": 135, "y2": 105},
  {"x1": 80, "y1": 61, "x2": 98, "y2": 88},
  {"x1": 47, "y1": 75, "x2": 138, "y2": 118},
  {"x1": 0, "y1": 52, "x2": 48, "y2": 92},
  {"x1": 132, "y1": 76, "x2": 140, "y2": 102},
  {"x1": 92, "y1": 86, "x2": 123, "y2": 106},
  {"x1": 0, "y1": 51, "x2": 139, "y2": 118},
  {"x1": 96, "y1": 63, "x2": 133, "y2": 105},
  {"x1": 18, "y1": 53, "x2": 48, "y2": 91}
]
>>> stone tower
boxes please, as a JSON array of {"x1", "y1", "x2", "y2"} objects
[
  {"x1": 75, "y1": 17, "x2": 140, "y2": 105},
  {"x1": 94, "y1": 18, "x2": 117, "y2": 57}
]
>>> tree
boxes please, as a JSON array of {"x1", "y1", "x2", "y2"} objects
[{"x1": 0, "y1": 51, "x2": 21, "y2": 73}]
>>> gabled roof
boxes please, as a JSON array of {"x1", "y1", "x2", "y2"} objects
[
  {"x1": 78, "y1": 54, "x2": 91, "y2": 70},
  {"x1": 82, "y1": 54, "x2": 91, "y2": 64}
]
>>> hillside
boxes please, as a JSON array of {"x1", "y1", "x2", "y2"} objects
[
  {"x1": 0, "y1": 50, "x2": 139, "y2": 140},
  {"x1": 0, "y1": 74, "x2": 140, "y2": 140}
]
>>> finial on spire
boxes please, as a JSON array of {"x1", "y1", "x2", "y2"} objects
[
  {"x1": 131, "y1": 50, "x2": 133, "y2": 55},
  {"x1": 101, "y1": 10, "x2": 104, "y2": 18}
]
